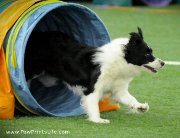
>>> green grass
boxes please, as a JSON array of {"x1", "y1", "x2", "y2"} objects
[
  {"x1": 91, "y1": 5, "x2": 180, "y2": 61},
  {"x1": 1, "y1": 3, "x2": 180, "y2": 138}
]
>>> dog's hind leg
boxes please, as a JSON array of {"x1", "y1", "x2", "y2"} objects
[
  {"x1": 81, "y1": 92, "x2": 110, "y2": 123},
  {"x1": 37, "y1": 73, "x2": 59, "y2": 87}
]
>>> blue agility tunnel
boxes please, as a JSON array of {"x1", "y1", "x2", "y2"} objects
[{"x1": 2, "y1": 1, "x2": 110, "y2": 116}]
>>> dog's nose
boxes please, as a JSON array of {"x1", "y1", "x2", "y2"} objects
[{"x1": 161, "y1": 61, "x2": 165, "y2": 66}]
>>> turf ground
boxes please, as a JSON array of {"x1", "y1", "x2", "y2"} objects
[{"x1": 0, "y1": 3, "x2": 180, "y2": 138}]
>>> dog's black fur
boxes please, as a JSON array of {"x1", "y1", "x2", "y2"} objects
[
  {"x1": 25, "y1": 31, "x2": 100, "y2": 95},
  {"x1": 124, "y1": 27, "x2": 155, "y2": 66}
]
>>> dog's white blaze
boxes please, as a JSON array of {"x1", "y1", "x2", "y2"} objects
[{"x1": 145, "y1": 58, "x2": 163, "y2": 70}]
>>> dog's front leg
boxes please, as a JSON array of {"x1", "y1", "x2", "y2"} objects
[
  {"x1": 118, "y1": 92, "x2": 149, "y2": 113},
  {"x1": 81, "y1": 92, "x2": 110, "y2": 123}
]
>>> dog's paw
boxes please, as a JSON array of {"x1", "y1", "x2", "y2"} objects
[
  {"x1": 88, "y1": 117, "x2": 110, "y2": 124},
  {"x1": 136, "y1": 103, "x2": 149, "y2": 113},
  {"x1": 131, "y1": 103, "x2": 149, "y2": 113}
]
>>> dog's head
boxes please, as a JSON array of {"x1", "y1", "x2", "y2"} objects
[{"x1": 124, "y1": 27, "x2": 165, "y2": 73}]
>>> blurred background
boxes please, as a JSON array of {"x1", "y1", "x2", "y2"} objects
[{"x1": 64, "y1": 0, "x2": 180, "y2": 7}]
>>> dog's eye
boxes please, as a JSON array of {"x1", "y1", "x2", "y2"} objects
[{"x1": 145, "y1": 53, "x2": 151, "y2": 58}]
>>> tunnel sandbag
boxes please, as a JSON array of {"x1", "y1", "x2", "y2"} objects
[{"x1": 3, "y1": 1, "x2": 110, "y2": 116}]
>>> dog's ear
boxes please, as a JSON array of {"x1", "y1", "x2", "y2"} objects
[
  {"x1": 129, "y1": 27, "x2": 144, "y2": 45},
  {"x1": 137, "y1": 27, "x2": 143, "y2": 39},
  {"x1": 129, "y1": 33, "x2": 142, "y2": 45}
]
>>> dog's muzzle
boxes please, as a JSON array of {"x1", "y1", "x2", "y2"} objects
[{"x1": 143, "y1": 58, "x2": 165, "y2": 73}]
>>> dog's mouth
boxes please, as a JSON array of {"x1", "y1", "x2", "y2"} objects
[{"x1": 143, "y1": 65, "x2": 157, "y2": 73}]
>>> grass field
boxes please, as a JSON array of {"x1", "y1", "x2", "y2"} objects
[{"x1": 0, "y1": 3, "x2": 180, "y2": 138}]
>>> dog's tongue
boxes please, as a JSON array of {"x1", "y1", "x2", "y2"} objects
[{"x1": 144, "y1": 65, "x2": 157, "y2": 73}]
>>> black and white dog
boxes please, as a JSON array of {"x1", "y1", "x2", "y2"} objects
[{"x1": 25, "y1": 27, "x2": 165, "y2": 123}]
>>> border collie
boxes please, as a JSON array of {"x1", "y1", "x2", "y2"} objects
[{"x1": 25, "y1": 27, "x2": 165, "y2": 123}]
